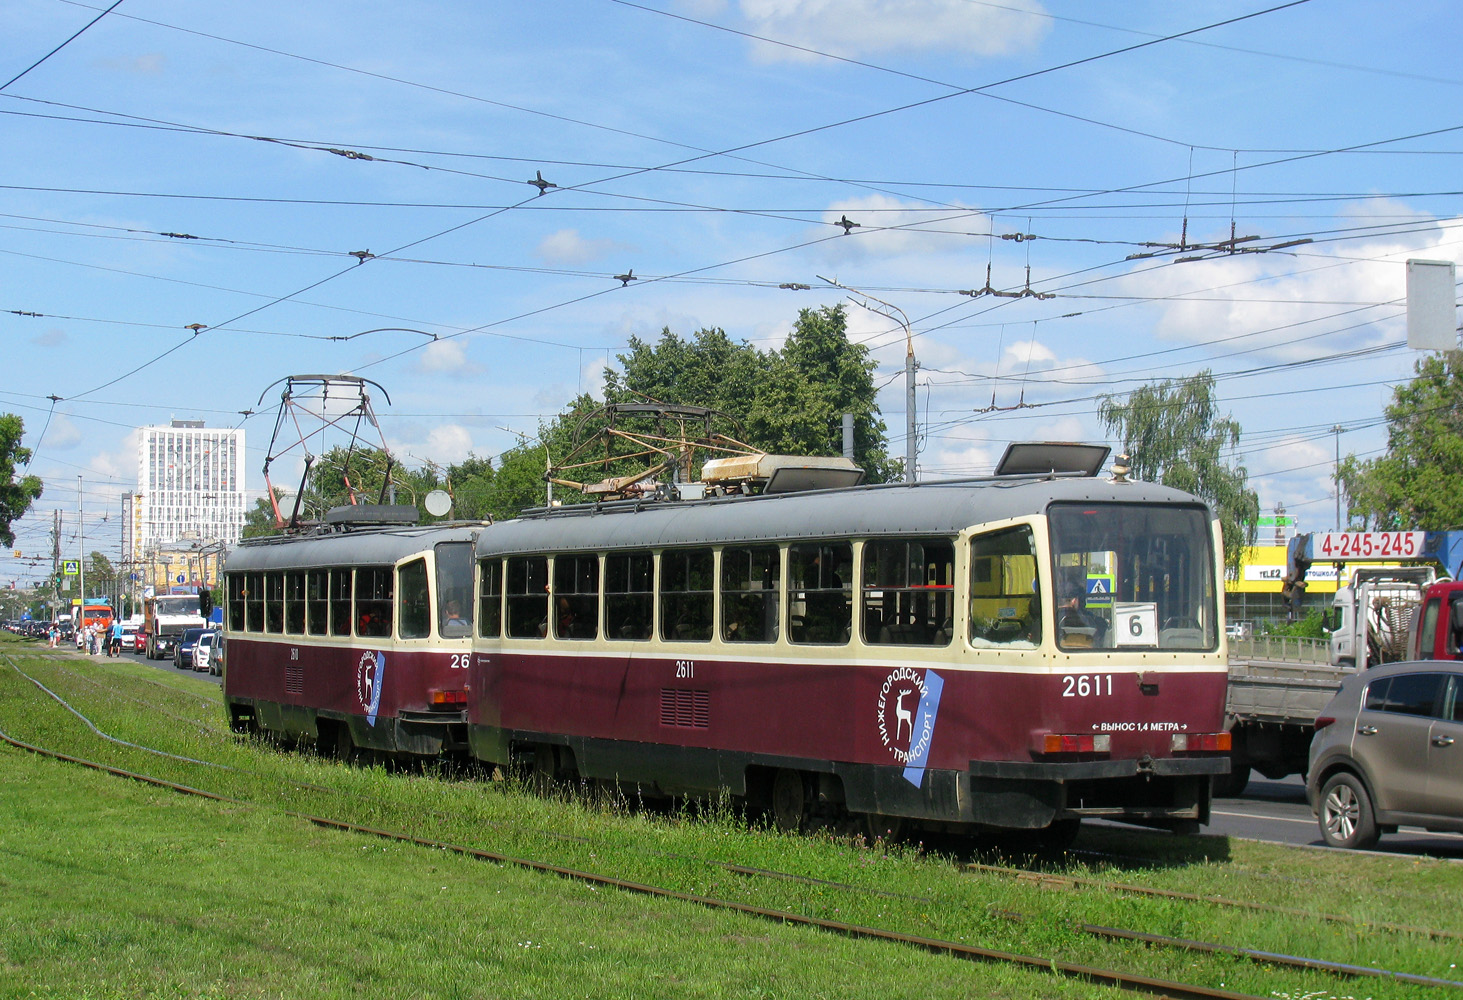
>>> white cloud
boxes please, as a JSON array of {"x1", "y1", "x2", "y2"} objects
[
  {"x1": 1115, "y1": 213, "x2": 1463, "y2": 361},
  {"x1": 818, "y1": 195, "x2": 985, "y2": 262},
  {"x1": 422, "y1": 424, "x2": 476, "y2": 465},
  {"x1": 536, "y1": 229, "x2": 630, "y2": 266},
  {"x1": 42, "y1": 413, "x2": 81, "y2": 451},
  {"x1": 416, "y1": 338, "x2": 483, "y2": 376},
  {"x1": 736, "y1": 0, "x2": 1050, "y2": 61}
]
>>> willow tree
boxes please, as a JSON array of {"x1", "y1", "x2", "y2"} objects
[{"x1": 1098, "y1": 371, "x2": 1258, "y2": 577}]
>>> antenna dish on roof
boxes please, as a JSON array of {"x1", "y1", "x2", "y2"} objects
[{"x1": 424, "y1": 489, "x2": 452, "y2": 517}]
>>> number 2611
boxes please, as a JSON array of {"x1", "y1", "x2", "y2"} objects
[{"x1": 1061, "y1": 674, "x2": 1112, "y2": 698}]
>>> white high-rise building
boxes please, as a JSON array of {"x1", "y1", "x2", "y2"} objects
[{"x1": 134, "y1": 421, "x2": 247, "y2": 562}]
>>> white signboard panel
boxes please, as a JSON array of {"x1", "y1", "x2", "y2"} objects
[
  {"x1": 1113, "y1": 601, "x2": 1158, "y2": 647},
  {"x1": 1406, "y1": 259, "x2": 1457, "y2": 350}
]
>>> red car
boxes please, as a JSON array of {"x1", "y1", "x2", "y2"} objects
[{"x1": 129, "y1": 625, "x2": 145, "y2": 653}]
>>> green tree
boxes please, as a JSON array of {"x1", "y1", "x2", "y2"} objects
[
  {"x1": 1097, "y1": 371, "x2": 1259, "y2": 577},
  {"x1": 1338, "y1": 351, "x2": 1463, "y2": 530},
  {"x1": 0, "y1": 414, "x2": 43, "y2": 547},
  {"x1": 603, "y1": 307, "x2": 898, "y2": 482},
  {"x1": 442, "y1": 454, "x2": 496, "y2": 521}
]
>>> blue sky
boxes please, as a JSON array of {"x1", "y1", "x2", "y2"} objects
[{"x1": 4, "y1": 0, "x2": 1462, "y2": 581}]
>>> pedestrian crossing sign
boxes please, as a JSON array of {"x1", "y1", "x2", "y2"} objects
[
  {"x1": 1085, "y1": 574, "x2": 1114, "y2": 607},
  {"x1": 62, "y1": 559, "x2": 79, "y2": 577}
]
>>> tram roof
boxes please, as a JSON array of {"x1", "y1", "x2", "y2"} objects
[
  {"x1": 475, "y1": 475, "x2": 1211, "y2": 557},
  {"x1": 225, "y1": 522, "x2": 488, "y2": 572}
]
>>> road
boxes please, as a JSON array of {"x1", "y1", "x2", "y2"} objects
[
  {"x1": 1209, "y1": 773, "x2": 1463, "y2": 859},
  {"x1": 123, "y1": 646, "x2": 222, "y2": 687}
]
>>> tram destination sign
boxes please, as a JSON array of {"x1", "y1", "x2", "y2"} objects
[{"x1": 1313, "y1": 531, "x2": 1424, "y2": 560}]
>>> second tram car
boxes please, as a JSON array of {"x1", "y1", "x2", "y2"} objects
[
  {"x1": 223, "y1": 507, "x2": 486, "y2": 759},
  {"x1": 468, "y1": 463, "x2": 1232, "y2": 840}
]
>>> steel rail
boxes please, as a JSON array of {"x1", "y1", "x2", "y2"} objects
[
  {"x1": 0, "y1": 728, "x2": 1258, "y2": 1000},
  {"x1": 969, "y1": 861, "x2": 1463, "y2": 942},
  {"x1": 1082, "y1": 925, "x2": 1463, "y2": 991},
  {"x1": 9, "y1": 649, "x2": 1459, "y2": 985}
]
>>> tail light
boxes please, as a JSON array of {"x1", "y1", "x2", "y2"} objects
[
  {"x1": 1313, "y1": 716, "x2": 1335, "y2": 731},
  {"x1": 1037, "y1": 733, "x2": 1111, "y2": 754},
  {"x1": 428, "y1": 688, "x2": 467, "y2": 707},
  {"x1": 1170, "y1": 732, "x2": 1232, "y2": 752}
]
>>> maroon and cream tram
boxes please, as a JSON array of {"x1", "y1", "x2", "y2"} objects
[
  {"x1": 467, "y1": 452, "x2": 1232, "y2": 840},
  {"x1": 223, "y1": 507, "x2": 486, "y2": 759}
]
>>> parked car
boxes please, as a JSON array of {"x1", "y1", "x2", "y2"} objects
[
  {"x1": 133, "y1": 627, "x2": 147, "y2": 654},
  {"x1": 120, "y1": 623, "x2": 140, "y2": 654},
  {"x1": 1306, "y1": 660, "x2": 1463, "y2": 849},
  {"x1": 173, "y1": 627, "x2": 209, "y2": 669},
  {"x1": 191, "y1": 630, "x2": 219, "y2": 673}
]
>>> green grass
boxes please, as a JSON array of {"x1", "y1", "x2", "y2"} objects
[{"x1": 2, "y1": 641, "x2": 1461, "y2": 999}]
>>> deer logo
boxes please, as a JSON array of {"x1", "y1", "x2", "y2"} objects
[{"x1": 894, "y1": 689, "x2": 914, "y2": 743}]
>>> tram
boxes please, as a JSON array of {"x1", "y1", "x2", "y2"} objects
[
  {"x1": 467, "y1": 447, "x2": 1232, "y2": 840},
  {"x1": 222, "y1": 506, "x2": 487, "y2": 759}
]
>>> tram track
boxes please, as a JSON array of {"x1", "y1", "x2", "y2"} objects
[
  {"x1": 7, "y1": 650, "x2": 1463, "y2": 996},
  {"x1": 0, "y1": 723, "x2": 1264, "y2": 1000},
  {"x1": 968, "y1": 861, "x2": 1463, "y2": 942}
]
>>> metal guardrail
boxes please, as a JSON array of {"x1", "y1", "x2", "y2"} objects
[{"x1": 1230, "y1": 635, "x2": 1329, "y2": 664}]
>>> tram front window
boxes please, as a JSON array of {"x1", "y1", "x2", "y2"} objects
[
  {"x1": 435, "y1": 542, "x2": 474, "y2": 638},
  {"x1": 1048, "y1": 503, "x2": 1216, "y2": 651}
]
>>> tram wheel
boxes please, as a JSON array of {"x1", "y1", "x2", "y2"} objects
[
  {"x1": 532, "y1": 744, "x2": 559, "y2": 796},
  {"x1": 863, "y1": 812, "x2": 905, "y2": 844},
  {"x1": 770, "y1": 769, "x2": 809, "y2": 833},
  {"x1": 335, "y1": 724, "x2": 360, "y2": 764}
]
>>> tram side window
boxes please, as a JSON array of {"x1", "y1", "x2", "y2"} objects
[
  {"x1": 506, "y1": 556, "x2": 548, "y2": 639},
  {"x1": 721, "y1": 545, "x2": 780, "y2": 643},
  {"x1": 435, "y1": 541, "x2": 474, "y2": 639},
  {"x1": 305, "y1": 570, "x2": 328, "y2": 636},
  {"x1": 397, "y1": 559, "x2": 431, "y2": 640},
  {"x1": 788, "y1": 542, "x2": 852, "y2": 645},
  {"x1": 478, "y1": 559, "x2": 503, "y2": 638},
  {"x1": 356, "y1": 567, "x2": 393, "y2": 638},
  {"x1": 968, "y1": 526, "x2": 1040, "y2": 649},
  {"x1": 554, "y1": 554, "x2": 599, "y2": 640},
  {"x1": 605, "y1": 551, "x2": 652, "y2": 641},
  {"x1": 227, "y1": 574, "x2": 246, "y2": 631},
  {"x1": 245, "y1": 572, "x2": 264, "y2": 632},
  {"x1": 328, "y1": 568, "x2": 353, "y2": 637},
  {"x1": 264, "y1": 572, "x2": 284, "y2": 633},
  {"x1": 660, "y1": 549, "x2": 713, "y2": 642},
  {"x1": 284, "y1": 570, "x2": 306, "y2": 634},
  {"x1": 863, "y1": 539, "x2": 954, "y2": 646}
]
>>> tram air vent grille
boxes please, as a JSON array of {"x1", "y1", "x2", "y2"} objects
[{"x1": 659, "y1": 688, "x2": 709, "y2": 729}]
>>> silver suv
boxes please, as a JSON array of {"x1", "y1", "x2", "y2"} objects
[{"x1": 1307, "y1": 661, "x2": 1463, "y2": 849}]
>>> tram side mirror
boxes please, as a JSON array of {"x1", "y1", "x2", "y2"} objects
[{"x1": 199, "y1": 589, "x2": 214, "y2": 620}]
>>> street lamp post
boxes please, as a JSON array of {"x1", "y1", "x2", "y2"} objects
[{"x1": 817, "y1": 276, "x2": 917, "y2": 482}]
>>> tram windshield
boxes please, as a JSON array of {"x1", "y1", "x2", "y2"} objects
[
  {"x1": 1048, "y1": 502, "x2": 1216, "y2": 651},
  {"x1": 436, "y1": 542, "x2": 474, "y2": 638}
]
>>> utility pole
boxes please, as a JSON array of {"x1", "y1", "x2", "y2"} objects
[
  {"x1": 77, "y1": 476, "x2": 85, "y2": 612},
  {"x1": 1332, "y1": 425, "x2": 1343, "y2": 531},
  {"x1": 50, "y1": 509, "x2": 61, "y2": 621}
]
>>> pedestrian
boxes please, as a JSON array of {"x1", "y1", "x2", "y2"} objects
[{"x1": 109, "y1": 618, "x2": 124, "y2": 656}]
